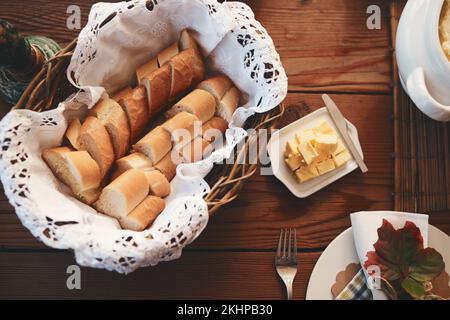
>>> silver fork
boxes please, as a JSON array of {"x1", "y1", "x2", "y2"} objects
[{"x1": 275, "y1": 228, "x2": 298, "y2": 300}]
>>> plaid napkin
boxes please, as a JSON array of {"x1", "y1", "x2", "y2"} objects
[{"x1": 335, "y1": 268, "x2": 373, "y2": 300}]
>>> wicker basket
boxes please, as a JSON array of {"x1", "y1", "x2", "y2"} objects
[{"x1": 14, "y1": 39, "x2": 285, "y2": 216}]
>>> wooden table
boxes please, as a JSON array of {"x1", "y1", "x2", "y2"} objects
[{"x1": 0, "y1": 0, "x2": 448, "y2": 299}]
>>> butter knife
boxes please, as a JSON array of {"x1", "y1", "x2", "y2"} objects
[{"x1": 322, "y1": 94, "x2": 368, "y2": 173}]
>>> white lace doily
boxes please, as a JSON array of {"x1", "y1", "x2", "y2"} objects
[{"x1": 0, "y1": 0, "x2": 287, "y2": 273}]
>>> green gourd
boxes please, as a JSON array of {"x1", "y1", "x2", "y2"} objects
[{"x1": 0, "y1": 19, "x2": 60, "y2": 105}]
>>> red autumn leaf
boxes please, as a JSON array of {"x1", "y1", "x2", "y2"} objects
[{"x1": 363, "y1": 219, "x2": 445, "y2": 299}]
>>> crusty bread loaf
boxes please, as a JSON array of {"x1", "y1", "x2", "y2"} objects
[
  {"x1": 42, "y1": 147, "x2": 101, "y2": 204},
  {"x1": 202, "y1": 117, "x2": 228, "y2": 143},
  {"x1": 162, "y1": 111, "x2": 200, "y2": 146},
  {"x1": 198, "y1": 76, "x2": 232, "y2": 103},
  {"x1": 217, "y1": 86, "x2": 240, "y2": 122},
  {"x1": 118, "y1": 86, "x2": 149, "y2": 143},
  {"x1": 115, "y1": 152, "x2": 154, "y2": 176},
  {"x1": 133, "y1": 126, "x2": 172, "y2": 165},
  {"x1": 89, "y1": 98, "x2": 130, "y2": 158},
  {"x1": 136, "y1": 57, "x2": 158, "y2": 85},
  {"x1": 79, "y1": 116, "x2": 115, "y2": 178},
  {"x1": 95, "y1": 169, "x2": 150, "y2": 219},
  {"x1": 119, "y1": 195, "x2": 165, "y2": 231},
  {"x1": 154, "y1": 152, "x2": 178, "y2": 181},
  {"x1": 178, "y1": 137, "x2": 213, "y2": 163},
  {"x1": 158, "y1": 42, "x2": 179, "y2": 67},
  {"x1": 169, "y1": 50, "x2": 194, "y2": 99},
  {"x1": 112, "y1": 86, "x2": 133, "y2": 101},
  {"x1": 65, "y1": 119, "x2": 81, "y2": 150},
  {"x1": 144, "y1": 170, "x2": 171, "y2": 198},
  {"x1": 166, "y1": 89, "x2": 216, "y2": 123},
  {"x1": 142, "y1": 64, "x2": 171, "y2": 117}
]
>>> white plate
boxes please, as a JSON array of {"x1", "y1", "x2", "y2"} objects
[
  {"x1": 306, "y1": 225, "x2": 450, "y2": 300},
  {"x1": 267, "y1": 107, "x2": 363, "y2": 198}
]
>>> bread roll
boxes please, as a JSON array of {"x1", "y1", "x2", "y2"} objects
[
  {"x1": 154, "y1": 152, "x2": 177, "y2": 181},
  {"x1": 167, "y1": 89, "x2": 216, "y2": 123},
  {"x1": 144, "y1": 170, "x2": 171, "y2": 198},
  {"x1": 80, "y1": 116, "x2": 115, "y2": 178},
  {"x1": 217, "y1": 86, "x2": 240, "y2": 122},
  {"x1": 142, "y1": 64, "x2": 171, "y2": 117},
  {"x1": 162, "y1": 111, "x2": 200, "y2": 146},
  {"x1": 118, "y1": 86, "x2": 150, "y2": 143},
  {"x1": 178, "y1": 137, "x2": 212, "y2": 163},
  {"x1": 133, "y1": 126, "x2": 172, "y2": 164},
  {"x1": 158, "y1": 42, "x2": 179, "y2": 67},
  {"x1": 95, "y1": 169, "x2": 149, "y2": 219},
  {"x1": 136, "y1": 57, "x2": 158, "y2": 85},
  {"x1": 112, "y1": 86, "x2": 133, "y2": 101},
  {"x1": 115, "y1": 152, "x2": 154, "y2": 176},
  {"x1": 202, "y1": 117, "x2": 228, "y2": 143},
  {"x1": 42, "y1": 147, "x2": 101, "y2": 204},
  {"x1": 89, "y1": 98, "x2": 130, "y2": 158},
  {"x1": 65, "y1": 119, "x2": 81, "y2": 150},
  {"x1": 119, "y1": 195, "x2": 165, "y2": 231},
  {"x1": 198, "y1": 76, "x2": 232, "y2": 103},
  {"x1": 169, "y1": 50, "x2": 194, "y2": 99}
]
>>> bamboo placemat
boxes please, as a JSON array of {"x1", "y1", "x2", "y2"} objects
[{"x1": 391, "y1": 1, "x2": 450, "y2": 213}]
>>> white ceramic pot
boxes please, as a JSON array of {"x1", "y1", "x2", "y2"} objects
[{"x1": 397, "y1": 0, "x2": 450, "y2": 122}]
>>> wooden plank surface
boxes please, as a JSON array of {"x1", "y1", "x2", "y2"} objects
[
  {"x1": 0, "y1": 251, "x2": 320, "y2": 299},
  {"x1": 1, "y1": 0, "x2": 447, "y2": 300},
  {"x1": 0, "y1": 93, "x2": 394, "y2": 250},
  {"x1": 0, "y1": 0, "x2": 393, "y2": 93}
]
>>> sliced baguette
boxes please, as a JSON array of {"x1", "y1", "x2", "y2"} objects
[
  {"x1": 169, "y1": 50, "x2": 194, "y2": 99},
  {"x1": 179, "y1": 31, "x2": 205, "y2": 84},
  {"x1": 95, "y1": 169, "x2": 149, "y2": 219},
  {"x1": 179, "y1": 29, "x2": 201, "y2": 54},
  {"x1": 42, "y1": 147, "x2": 101, "y2": 204},
  {"x1": 78, "y1": 188, "x2": 102, "y2": 205},
  {"x1": 158, "y1": 42, "x2": 179, "y2": 67},
  {"x1": 198, "y1": 76, "x2": 232, "y2": 104},
  {"x1": 112, "y1": 86, "x2": 133, "y2": 101},
  {"x1": 154, "y1": 152, "x2": 178, "y2": 181},
  {"x1": 202, "y1": 117, "x2": 228, "y2": 143},
  {"x1": 65, "y1": 119, "x2": 82, "y2": 150},
  {"x1": 136, "y1": 57, "x2": 158, "y2": 85},
  {"x1": 162, "y1": 111, "x2": 200, "y2": 146},
  {"x1": 112, "y1": 152, "x2": 154, "y2": 180},
  {"x1": 119, "y1": 195, "x2": 165, "y2": 231},
  {"x1": 142, "y1": 64, "x2": 171, "y2": 117},
  {"x1": 133, "y1": 126, "x2": 172, "y2": 165},
  {"x1": 118, "y1": 86, "x2": 149, "y2": 143},
  {"x1": 178, "y1": 137, "x2": 213, "y2": 163},
  {"x1": 79, "y1": 116, "x2": 115, "y2": 178},
  {"x1": 166, "y1": 89, "x2": 216, "y2": 123},
  {"x1": 217, "y1": 86, "x2": 240, "y2": 122},
  {"x1": 89, "y1": 98, "x2": 130, "y2": 158},
  {"x1": 144, "y1": 170, "x2": 171, "y2": 198}
]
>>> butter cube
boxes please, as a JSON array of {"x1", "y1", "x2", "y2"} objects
[
  {"x1": 295, "y1": 165, "x2": 319, "y2": 183},
  {"x1": 285, "y1": 139, "x2": 300, "y2": 157},
  {"x1": 285, "y1": 153, "x2": 304, "y2": 171},
  {"x1": 297, "y1": 141, "x2": 319, "y2": 165},
  {"x1": 315, "y1": 133, "x2": 338, "y2": 156},
  {"x1": 333, "y1": 139, "x2": 346, "y2": 156},
  {"x1": 315, "y1": 158, "x2": 336, "y2": 175},
  {"x1": 333, "y1": 150, "x2": 352, "y2": 167},
  {"x1": 296, "y1": 129, "x2": 316, "y2": 145},
  {"x1": 314, "y1": 121, "x2": 335, "y2": 135}
]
